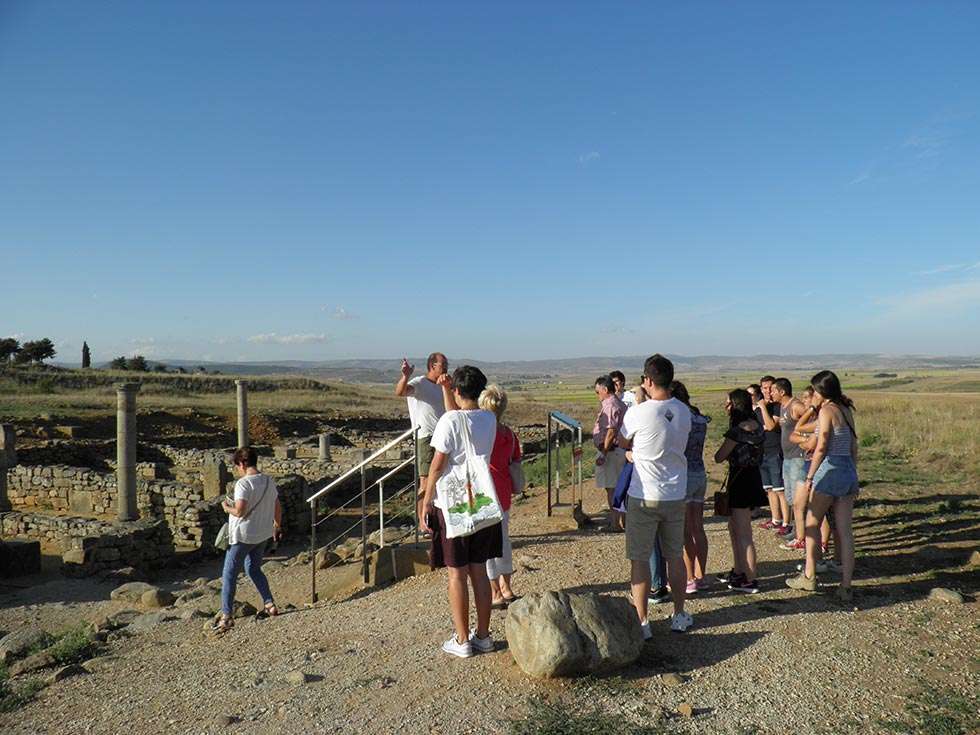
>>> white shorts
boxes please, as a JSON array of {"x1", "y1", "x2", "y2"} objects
[{"x1": 595, "y1": 448, "x2": 627, "y2": 490}]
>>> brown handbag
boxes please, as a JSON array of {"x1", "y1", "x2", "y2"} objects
[{"x1": 713, "y1": 468, "x2": 739, "y2": 517}]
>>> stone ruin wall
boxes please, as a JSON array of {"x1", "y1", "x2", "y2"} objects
[
  {"x1": 4, "y1": 464, "x2": 311, "y2": 552},
  {"x1": 0, "y1": 513, "x2": 174, "y2": 576}
]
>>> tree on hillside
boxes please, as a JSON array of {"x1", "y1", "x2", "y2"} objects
[
  {"x1": 153, "y1": 364, "x2": 168, "y2": 373},
  {"x1": 126, "y1": 355, "x2": 149, "y2": 372},
  {"x1": 0, "y1": 337, "x2": 20, "y2": 364},
  {"x1": 109, "y1": 356, "x2": 128, "y2": 370},
  {"x1": 19, "y1": 338, "x2": 56, "y2": 365}
]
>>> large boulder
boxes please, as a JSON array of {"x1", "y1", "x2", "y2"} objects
[
  {"x1": 0, "y1": 625, "x2": 51, "y2": 665},
  {"x1": 505, "y1": 591, "x2": 644, "y2": 678},
  {"x1": 110, "y1": 582, "x2": 157, "y2": 604}
]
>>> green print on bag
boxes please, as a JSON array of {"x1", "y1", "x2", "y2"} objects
[{"x1": 448, "y1": 478, "x2": 494, "y2": 515}]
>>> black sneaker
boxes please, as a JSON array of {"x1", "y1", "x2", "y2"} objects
[
  {"x1": 648, "y1": 586, "x2": 671, "y2": 604},
  {"x1": 716, "y1": 568, "x2": 736, "y2": 584},
  {"x1": 729, "y1": 577, "x2": 760, "y2": 594}
]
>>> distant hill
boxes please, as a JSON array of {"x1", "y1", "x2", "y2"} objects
[{"x1": 53, "y1": 354, "x2": 980, "y2": 383}]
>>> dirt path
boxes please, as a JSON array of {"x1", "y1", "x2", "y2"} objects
[{"x1": 2, "y1": 485, "x2": 978, "y2": 735}]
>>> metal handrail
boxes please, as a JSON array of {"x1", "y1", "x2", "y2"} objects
[
  {"x1": 547, "y1": 410, "x2": 584, "y2": 517},
  {"x1": 309, "y1": 427, "x2": 420, "y2": 603},
  {"x1": 306, "y1": 427, "x2": 415, "y2": 503}
]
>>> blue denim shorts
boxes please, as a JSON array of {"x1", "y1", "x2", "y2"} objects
[
  {"x1": 812, "y1": 456, "x2": 859, "y2": 498},
  {"x1": 685, "y1": 470, "x2": 708, "y2": 504},
  {"x1": 782, "y1": 458, "x2": 806, "y2": 504},
  {"x1": 759, "y1": 453, "x2": 783, "y2": 491}
]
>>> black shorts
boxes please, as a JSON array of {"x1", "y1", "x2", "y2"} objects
[{"x1": 434, "y1": 510, "x2": 502, "y2": 568}]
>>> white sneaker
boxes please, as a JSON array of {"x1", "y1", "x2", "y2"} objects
[
  {"x1": 468, "y1": 630, "x2": 494, "y2": 653},
  {"x1": 670, "y1": 611, "x2": 693, "y2": 633},
  {"x1": 441, "y1": 634, "x2": 473, "y2": 658},
  {"x1": 640, "y1": 621, "x2": 652, "y2": 640}
]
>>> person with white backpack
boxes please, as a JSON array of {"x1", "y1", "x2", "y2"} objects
[{"x1": 419, "y1": 365, "x2": 504, "y2": 658}]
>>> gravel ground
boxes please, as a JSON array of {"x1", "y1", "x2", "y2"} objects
[{"x1": 1, "y1": 486, "x2": 978, "y2": 735}]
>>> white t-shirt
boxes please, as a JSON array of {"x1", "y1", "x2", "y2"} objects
[
  {"x1": 620, "y1": 397, "x2": 691, "y2": 502},
  {"x1": 429, "y1": 409, "x2": 497, "y2": 510},
  {"x1": 228, "y1": 473, "x2": 278, "y2": 545},
  {"x1": 407, "y1": 376, "x2": 445, "y2": 437}
]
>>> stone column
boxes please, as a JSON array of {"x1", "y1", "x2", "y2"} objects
[
  {"x1": 318, "y1": 433, "x2": 332, "y2": 462},
  {"x1": 0, "y1": 424, "x2": 15, "y2": 512},
  {"x1": 202, "y1": 458, "x2": 230, "y2": 501},
  {"x1": 116, "y1": 383, "x2": 140, "y2": 521},
  {"x1": 235, "y1": 380, "x2": 249, "y2": 448}
]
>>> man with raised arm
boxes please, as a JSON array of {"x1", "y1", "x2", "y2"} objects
[{"x1": 395, "y1": 353, "x2": 453, "y2": 491}]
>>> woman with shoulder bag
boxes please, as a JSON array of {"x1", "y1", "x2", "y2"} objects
[
  {"x1": 215, "y1": 446, "x2": 283, "y2": 634},
  {"x1": 714, "y1": 389, "x2": 767, "y2": 594}
]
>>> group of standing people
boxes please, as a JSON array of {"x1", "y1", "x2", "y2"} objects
[
  {"x1": 211, "y1": 351, "x2": 860, "y2": 648},
  {"x1": 591, "y1": 357, "x2": 860, "y2": 639}
]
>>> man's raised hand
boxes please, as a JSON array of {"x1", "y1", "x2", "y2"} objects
[{"x1": 401, "y1": 358, "x2": 415, "y2": 378}]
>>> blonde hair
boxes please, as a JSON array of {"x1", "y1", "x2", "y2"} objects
[{"x1": 478, "y1": 383, "x2": 508, "y2": 419}]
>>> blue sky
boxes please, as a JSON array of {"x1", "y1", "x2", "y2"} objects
[{"x1": 3, "y1": 2, "x2": 979, "y2": 363}]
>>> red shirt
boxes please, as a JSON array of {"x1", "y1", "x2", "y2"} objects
[{"x1": 488, "y1": 425, "x2": 521, "y2": 512}]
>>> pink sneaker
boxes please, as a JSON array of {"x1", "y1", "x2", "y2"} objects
[
  {"x1": 685, "y1": 579, "x2": 698, "y2": 595},
  {"x1": 758, "y1": 519, "x2": 778, "y2": 530}
]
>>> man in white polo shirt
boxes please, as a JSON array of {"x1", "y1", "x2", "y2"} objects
[
  {"x1": 395, "y1": 352, "x2": 452, "y2": 488},
  {"x1": 619, "y1": 354, "x2": 693, "y2": 636}
]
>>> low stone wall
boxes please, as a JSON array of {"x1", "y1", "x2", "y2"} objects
[
  {"x1": 5, "y1": 465, "x2": 198, "y2": 515},
  {"x1": 157, "y1": 445, "x2": 227, "y2": 468},
  {"x1": 257, "y1": 457, "x2": 338, "y2": 480},
  {"x1": 6, "y1": 465, "x2": 117, "y2": 514},
  {"x1": 0, "y1": 512, "x2": 174, "y2": 576}
]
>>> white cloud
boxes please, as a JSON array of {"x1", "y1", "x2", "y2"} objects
[
  {"x1": 247, "y1": 333, "x2": 329, "y2": 345},
  {"x1": 322, "y1": 305, "x2": 358, "y2": 321},
  {"x1": 900, "y1": 279, "x2": 980, "y2": 311},
  {"x1": 578, "y1": 151, "x2": 600, "y2": 164},
  {"x1": 849, "y1": 112, "x2": 971, "y2": 186},
  {"x1": 913, "y1": 262, "x2": 980, "y2": 276}
]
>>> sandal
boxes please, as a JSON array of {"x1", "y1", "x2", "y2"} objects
[
  {"x1": 491, "y1": 598, "x2": 508, "y2": 610},
  {"x1": 501, "y1": 594, "x2": 521, "y2": 604},
  {"x1": 264, "y1": 602, "x2": 280, "y2": 617},
  {"x1": 213, "y1": 614, "x2": 234, "y2": 634}
]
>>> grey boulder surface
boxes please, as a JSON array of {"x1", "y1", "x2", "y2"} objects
[{"x1": 505, "y1": 591, "x2": 644, "y2": 678}]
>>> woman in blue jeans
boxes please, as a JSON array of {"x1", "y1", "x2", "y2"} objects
[{"x1": 217, "y1": 446, "x2": 283, "y2": 633}]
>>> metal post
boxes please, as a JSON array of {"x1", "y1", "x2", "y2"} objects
[
  {"x1": 310, "y1": 501, "x2": 318, "y2": 604},
  {"x1": 413, "y1": 428, "x2": 420, "y2": 546},
  {"x1": 378, "y1": 480, "x2": 385, "y2": 549},
  {"x1": 360, "y1": 464, "x2": 369, "y2": 584},
  {"x1": 546, "y1": 414, "x2": 552, "y2": 516},
  {"x1": 555, "y1": 427, "x2": 561, "y2": 507}
]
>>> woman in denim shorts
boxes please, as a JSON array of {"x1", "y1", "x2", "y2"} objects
[
  {"x1": 671, "y1": 381, "x2": 711, "y2": 594},
  {"x1": 786, "y1": 371, "x2": 858, "y2": 602}
]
